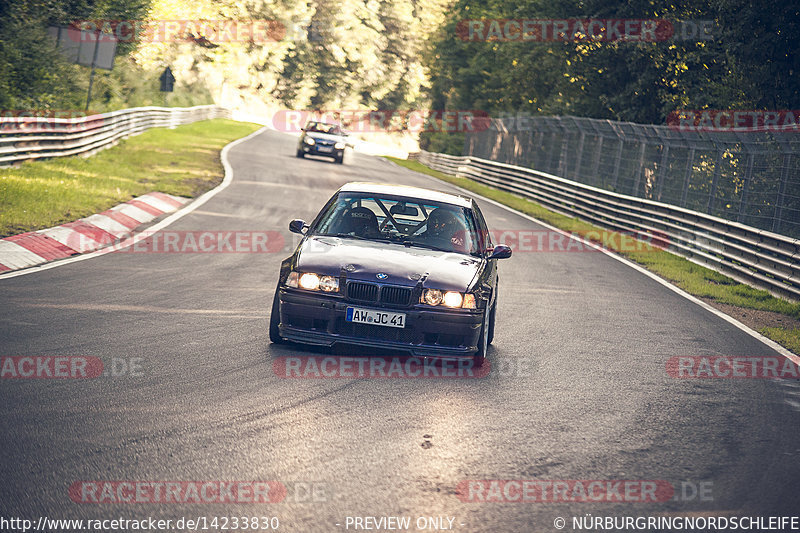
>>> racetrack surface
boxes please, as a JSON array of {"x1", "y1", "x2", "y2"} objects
[{"x1": 1, "y1": 129, "x2": 799, "y2": 531}]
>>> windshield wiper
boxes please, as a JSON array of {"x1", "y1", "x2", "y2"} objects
[
  {"x1": 324, "y1": 233, "x2": 369, "y2": 240},
  {"x1": 327, "y1": 233, "x2": 395, "y2": 243},
  {"x1": 399, "y1": 240, "x2": 450, "y2": 252}
]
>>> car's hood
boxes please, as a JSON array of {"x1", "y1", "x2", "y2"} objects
[{"x1": 295, "y1": 236, "x2": 482, "y2": 292}]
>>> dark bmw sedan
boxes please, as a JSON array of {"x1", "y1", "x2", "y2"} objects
[
  {"x1": 296, "y1": 121, "x2": 348, "y2": 163},
  {"x1": 269, "y1": 182, "x2": 512, "y2": 365}
]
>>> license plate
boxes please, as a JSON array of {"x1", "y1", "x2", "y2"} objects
[
  {"x1": 317, "y1": 146, "x2": 333, "y2": 152},
  {"x1": 346, "y1": 307, "x2": 406, "y2": 328}
]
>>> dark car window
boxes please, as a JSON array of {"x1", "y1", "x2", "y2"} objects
[
  {"x1": 313, "y1": 193, "x2": 480, "y2": 255},
  {"x1": 305, "y1": 121, "x2": 343, "y2": 135},
  {"x1": 472, "y1": 202, "x2": 493, "y2": 252}
]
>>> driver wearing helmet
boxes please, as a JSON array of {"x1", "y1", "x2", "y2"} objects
[{"x1": 421, "y1": 208, "x2": 467, "y2": 251}]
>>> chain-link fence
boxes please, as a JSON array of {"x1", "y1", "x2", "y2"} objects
[{"x1": 464, "y1": 116, "x2": 800, "y2": 238}]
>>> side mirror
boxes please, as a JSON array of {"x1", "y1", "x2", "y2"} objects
[
  {"x1": 488, "y1": 244, "x2": 512, "y2": 259},
  {"x1": 289, "y1": 219, "x2": 307, "y2": 234}
]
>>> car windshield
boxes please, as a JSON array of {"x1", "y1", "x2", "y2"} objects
[
  {"x1": 305, "y1": 121, "x2": 343, "y2": 135},
  {"x1": 313, "y1": 193, "x2": 480, "y2": 255}
]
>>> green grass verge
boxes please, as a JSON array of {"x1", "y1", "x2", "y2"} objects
[
  {"x1": 0, "y1": 119, "x2": 261, "y2": 237},
  {"x1": 388, "y1": 157, "x2": 800, "y2": 353},
  {"x1": 761, "y1": 328, "x2": 800, "y2": 354}
]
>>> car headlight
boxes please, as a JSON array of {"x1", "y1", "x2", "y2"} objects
[
  {"x1": 286, "y1": 271, "x2": 339, "y2": 293},
  {"x1": 334, "y1": 141, "x2": 345, "y2": 149},
  {"x1": 421, "y1": 289, "x2": 476, "y2": 308},
  {"x1": 442, "y1": 291, "x2": 463, "y2": 308},
  {"x1": 423, "y1": 288, "x2": 442, "y2": 306},
  {"x1": 319, "y1": 275, "x2": 339, "y2": 292},
  {"x1": 304, "y1": 137, "x2": 316, "y2": 145},
  {"x1": 299, "y1": 272, "x2": 320, "y2": 290}
]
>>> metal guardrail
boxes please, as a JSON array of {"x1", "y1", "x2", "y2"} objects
[
  {"x1": 414, "y1": 150, "x2": 800, "y2": 302},
  {"x1": 465, "y1": 116, "x2": 800, "y2": 239},
  {"x1": 0, "y1": 105, "x2": 229, "y2": 166}
]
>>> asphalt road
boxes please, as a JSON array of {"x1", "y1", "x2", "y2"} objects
[{"x1": 1, "y1": 128, "x2": 799, "y2": 532}]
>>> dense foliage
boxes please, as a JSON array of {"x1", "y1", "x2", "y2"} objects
[
  {"x1": 0, "y1": 0, "x2": 448, "y2": 114},
  {"x1": 2, "y1": 0, "x2": 798, "y2": 148},
  {"x1": 421, "y1": 0, "x2": 800, "y2": 151}
]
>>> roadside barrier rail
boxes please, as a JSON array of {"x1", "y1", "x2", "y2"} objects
[
  {"x1": 414, "y1": 150, "x2": 800, "y2": 301},
  {"x1": 0, "y1": 105, "x2": 229, "y2": 165}
]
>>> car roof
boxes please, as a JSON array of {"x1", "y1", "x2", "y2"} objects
[
  {"x1": 306, "y1": 120, "x2": 340, "y2": 127},
  {"x1": 338, "y1": 182, "x2": 473, "y2": 208}
]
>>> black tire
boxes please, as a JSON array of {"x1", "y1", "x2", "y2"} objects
[
  {"x1": 487, "y1": 300, "x2": 497, "y2": 345},
  {"x1": 269, "y1": 288, "x2": 285, "y2": 344},
  {"x1": 473, "y1": 309, "x2": 489, "y2": 367},
  {"x1": 335, "y1": 155, "x2": 344, "y2": 164},
  {"x1": 296, "y1": 150, "x2": 304, "y2": 158}
]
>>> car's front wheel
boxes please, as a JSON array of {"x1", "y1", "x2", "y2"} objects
[
  {"x1": 269, "y1": 288, "x2": 285, "y2": 344},
  {"x1": 335, "y1": 155, "x2": 344, "y2": 164},
  {"x1": 296, "y1": 150, "x2": 304, "y2": 158}
]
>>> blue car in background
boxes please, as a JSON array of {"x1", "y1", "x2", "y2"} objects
[{"x1": 296, "y1": 121, "x2": 348, "y2": 164}]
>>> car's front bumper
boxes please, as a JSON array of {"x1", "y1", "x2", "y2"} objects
[
  {"x1": 277, "y1": 288, "x2": 482, "y2": 359},
  {"x1": 301, "y1": 144, "x2": 343, "y2": 159}
]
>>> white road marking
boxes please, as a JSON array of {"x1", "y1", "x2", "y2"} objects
[
  {"x1": 135, "y1": 194, "x2": 180, "y2": 213},
  {"x1": 38, "y1": 226, "x2": 101, "y2": 253},
  {"x1": 82, "y1": 214, "x2": 131, "y2": 237},
  {"x1": 112, "y1": 203, "x2": 156, "y2": 223},
  {"x1": 0, "y1": 240, "x2": 46, "y2": 269}
]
